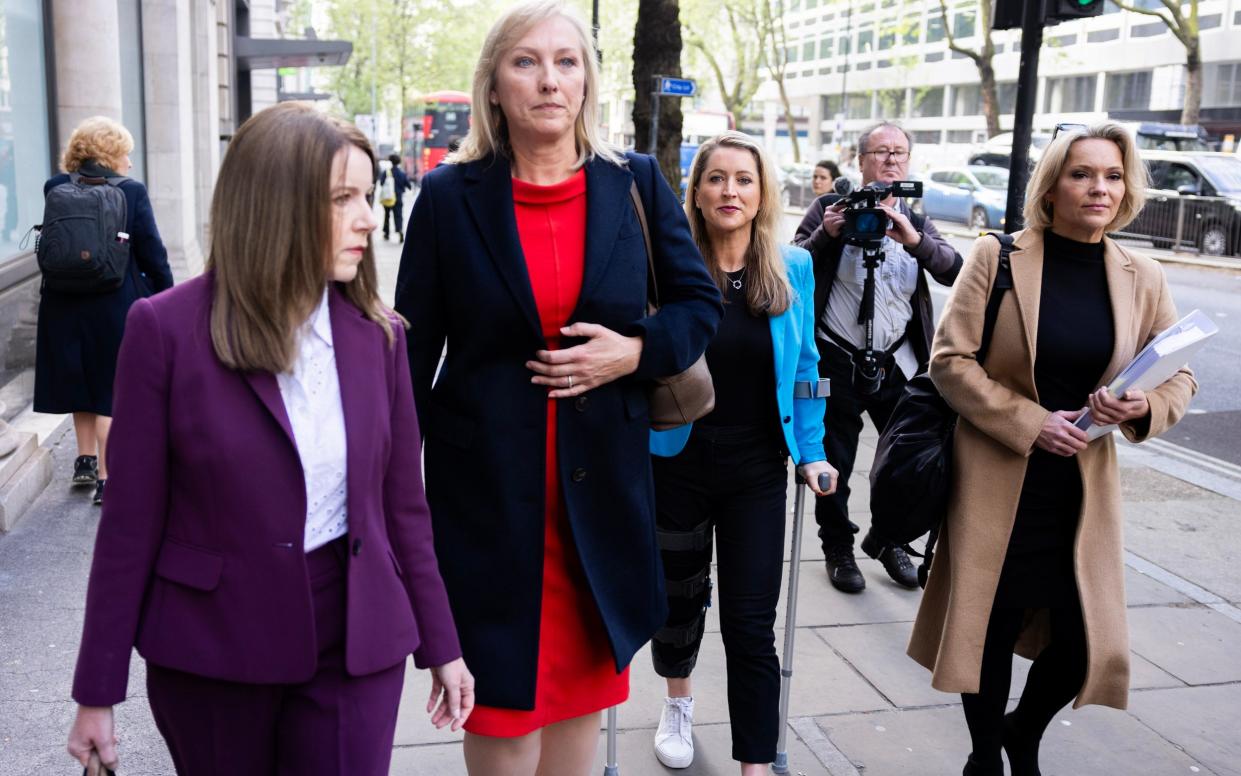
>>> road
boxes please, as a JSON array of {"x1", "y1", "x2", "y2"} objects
[{"x1": 782, "y1": 212, "x2": 1241, "y2": 466}]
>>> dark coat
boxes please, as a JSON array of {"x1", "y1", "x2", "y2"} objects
[
  {"x1": 34, "y1": 162, "x2": 175, "y2": 415},
  {"x1": 394, "y1": 151, "x2": 722, "y2": 710},
  {"x1": 73, "y1": 277, "x2": 461, "y2": 707},
  {"x1": 380, "y1": 166, "x2": 412, "y2": 207},
  {"x1": 793, "y1": 194, "x2": 962, "y2": 369}
]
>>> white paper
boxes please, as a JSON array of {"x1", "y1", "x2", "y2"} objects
[{"x1": 1075, "y1": 309, "x2": 1218, "y2": 440}]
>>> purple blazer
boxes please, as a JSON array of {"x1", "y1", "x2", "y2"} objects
[{"x1": 72, "y1": 275, "x2": 461, "y2": 707}]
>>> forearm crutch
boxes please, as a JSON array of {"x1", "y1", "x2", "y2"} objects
[
  {"x1": 603, "y1": 705, "x2": 619, "y2": 775},
  {"x1": 773, "y1": 470, "x2": 830, "y2": 774}
]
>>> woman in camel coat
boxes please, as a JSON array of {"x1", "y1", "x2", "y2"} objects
[{"x1": 907, "y1": 123, "x2": 1197, "y2": 776}]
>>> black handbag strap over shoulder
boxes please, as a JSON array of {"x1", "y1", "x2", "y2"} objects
[
  {"x1": 628, "y1": 180, "x2": 659, "y2": 309},
  {"x1": 977, "y1": 232, "x2": 1015, "y2": 364}
]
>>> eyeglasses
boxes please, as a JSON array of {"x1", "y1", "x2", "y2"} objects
[
  {"x1": 861, "y1": 149, "x2": 910, "y2": 162},
  {"x1": 1052, "y1": 122, "x2": 1088, "y2": 140}
]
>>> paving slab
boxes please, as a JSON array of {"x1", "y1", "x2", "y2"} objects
[
  {"x1": 1125, "y1": 499, "x2": 1241, "y2": 604},
  {"x1": 1128, "y1": 605, "x2": 1241, "y2": 685},
  {"x1": 815, "y1": 702, "x2": 1219, "y2": 776},
  {"x1": 1125, "y1": 564, "x2": 1194, "y2": 606},
  {"x1": 1128, "y1": 684, "x2": 1241, "y2": 776}
]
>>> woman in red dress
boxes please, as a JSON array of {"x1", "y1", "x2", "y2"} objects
[{"x1": 394, "y1": 1, "x2": 722, "y2": 774}]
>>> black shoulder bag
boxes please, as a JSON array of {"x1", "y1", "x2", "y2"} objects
[{"x1": 867, "y1": 232, "x2": 1014, "y2": 587}]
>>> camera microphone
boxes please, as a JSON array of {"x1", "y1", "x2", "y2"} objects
[{"x1": 832, "y1": 177, "x2": 854, "y2": 196}]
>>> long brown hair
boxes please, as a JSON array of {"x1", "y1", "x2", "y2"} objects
[
  {"x1": 684, "y1": 131, "x2": 792, "y2": 316},
  {"x1": 208, "y1": 102, "x2": 396, "y2": 373}
]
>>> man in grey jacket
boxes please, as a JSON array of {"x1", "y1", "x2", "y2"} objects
[{"x1": 794, "y1": 121, "x2": 962, "y2": 594}]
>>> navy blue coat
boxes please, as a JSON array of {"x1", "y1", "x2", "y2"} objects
[
  {"x1": 35, "y1": 163, "x2": 175, "y2": 415},
  {"x1": 394, "y1": 152, "x2": 722, "y2": 710}
]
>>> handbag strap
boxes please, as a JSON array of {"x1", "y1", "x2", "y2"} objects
[
  {"x1": 628, "y1": 180, "x2": 659, "y2": 309},
  {"x1": 976, "y1": 232, "x2": 1015, "y2": 363}
]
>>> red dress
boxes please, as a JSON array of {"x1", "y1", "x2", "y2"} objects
[{"x1": 464, "y1": 169, "x2": 630, "y2": 737}]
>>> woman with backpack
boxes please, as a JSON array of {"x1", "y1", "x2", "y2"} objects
[
  {"x1": 907, "y1": 122, "x2": 1198, "y2": 775},
  {"x1": 378, "y1": 153, "x2": 410, "y2": 242},
  {"x1": 35, "y1": 116, "x2": 174, "y2": 505}
]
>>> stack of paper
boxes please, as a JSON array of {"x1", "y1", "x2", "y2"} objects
[{"x1": 1076, "y1": 309, "x2": 1218, "y2": 440}]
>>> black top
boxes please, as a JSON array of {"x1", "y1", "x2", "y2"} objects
[
  {"x1": 695, "y1": 269, "x2": 779, "y2": 434},
  {"x1": 999, "y1": 230, "x2": 1113, "y2": 606}
]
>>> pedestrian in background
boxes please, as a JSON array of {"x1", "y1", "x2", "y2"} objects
[
  {"x1": 649, "y1": 131, "x2": 835, "y2": 774},
  {"x1": 394, "y1": 2, "x2": 721, "y2": 773},
  {"x1": 379, "y1": 152, "x2": 411, "y2": 242},
  {"x1": 793, "y1": 121, "x2": 962, "y2": 595},
  {"x1": 35, "y1": 116, "x2": 173, "y2": 505},
  {"x1": 907, "y1": 122, "x2": 1198, "y2": 775},
  {"x1": 812, "y1": 159, "x2": 840, "y2": 198},
  {"x1": 66, "y1": 102, "x2": 472, "y2": 776}
]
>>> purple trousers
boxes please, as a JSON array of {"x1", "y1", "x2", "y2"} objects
[{"x1": 145, "y1": 538, "x2": 406, "y2": 776}]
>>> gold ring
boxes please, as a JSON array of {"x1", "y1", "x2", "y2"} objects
[{"x1": 567, "y1": 375, "x2": 573, "y2": 389}]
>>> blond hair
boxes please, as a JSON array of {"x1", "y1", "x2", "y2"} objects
[
  {"x1": 448, "y1": 0, "x2": 623, "y2": 168},
  {"x1": 1023, "y1": 122, "x2": 1149, "y2": 233},
  {"x1": 207, "y1": 102, "x2": 396, "y2": 374},
  {"x1": 61, "y1": 116, "x2": 134, "y2": 173},
  {"x1": 684, "y1": 131, "x2": 792, "y2": 316}
]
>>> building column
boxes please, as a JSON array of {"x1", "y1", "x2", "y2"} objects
[
  {"x1": 51, "y1": 0, "x2": 123, "y2": 147},
  {"x1": 141, "y1": 0, "x2": 204, "y2": 279}
]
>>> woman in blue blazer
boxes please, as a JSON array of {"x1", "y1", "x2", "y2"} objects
[{"x1": 649, "y1": 132, "x2": 837, "y2": 774}]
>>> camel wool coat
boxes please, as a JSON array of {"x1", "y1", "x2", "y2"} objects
[{"x1": 907, "y1": 228, "x2": 1197, "y2": 710}]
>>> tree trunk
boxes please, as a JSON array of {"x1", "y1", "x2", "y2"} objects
[
  {"x1": 776, "y1": 77, "x2": 800, "y2": 163},
  {"x1": 979, "y1": 58, "x2": 1001, "y2": 138},
  {"x1": 632, "y1": 0, "x2": 684, "y2": 192},
  {"x1": 1182, "y1": 43, "x2": 1201, "y2": 125}
]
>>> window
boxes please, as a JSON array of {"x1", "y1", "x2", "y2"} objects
[
  {"x1": 1105, "y1": 70, "x2": 1152, "y2": 110},
  {"x1": 820, "y1": 37, "x2": 833, "y2": 58},
  {"x1": 1205, "y1": 62, "x2": 1241, "y2": 108},
  {"x1": 998, "y1": 82, "x2": 1018, "y2": 113},
  {"x1": 858, "y1": 27, "x2": 874, "y2": 52},
  {"x1": 1158, "y1": 163, "x2": 1201, "y2": 192},
  {"x1": 951, "y1": 83, "x2": 982, "y2": 115},
  {"x1": 879, "y1": 28, "x2": 896, "y2": 49},
  {"x1": 912, "y1": 86, "x2": 945, "y2": 117},
  {"x1": 858, "y1": 61, "x2": 873, "y2": 70},
  {"x1": 1087, "y1": 28, "x2": 1120, "y2": 43},
  {"x1": 786, "y1": 45, "x2": 799, "y2": 63},
  {"x1": 953, "y1": 49, "x2": 970, "y2": 59},
  {"x1": 1131, "y1": 20, "x2": 1165, "y2": 37},
  {"x1": 1235, "y1": 9, "x2": 1241, "y2": 25},
  {"x1": 1043, "y1": 75, "x2": 1096, "y2": 113},
  {"x1": 803, "y1": 40, "x2": 817, "y2": 60},
  {"x1": 877, "y1": 88, "x2": 906, "y2": 117},
  {"x1": 925, "y1": 51, "x2": 945, "y2": 62},
  {"x1": 903, "y1": 19, "x2": 920, "y2": 44},
  {"x1": 1047, "y1": 33, "x2": 1076, "y2": 46},
  {"x1": 819, "y1": 66, "x2": 831, "y2": 74},
  {"x1": 1200, "y1": 13, "x2": 1221, "y2": 29},
  {"x1": 912, "y1": 129, "x2": 942, "y2": 144},
  {"x1": 822, "y1": 94, "x2": 844, "y2": 117},
  {"x1": 954, "y1": 8, "x2": 976, "y2": 37},
  {"x1": 926, "y1": 14, "x2": 945, "y2": 42},
  {"x1": 930, "y1": 171, "x2": 953, "y2": 183},
  {"x1": 947, "y1": 130, "x2": 975, "y2": 143},
  {"x1": 806, "y1": 0, "x2": 818, "y2": 8},
  {"x1": 0, "y1": 0, "x2": 53, "y2": 262},
  {"x1": 847, "y1": 92, "x2": 873, "y2": 118},
  {"x1": 877, "y1": 58, "x2": 893, "y2": 68},
  {"x1": 838, "y1": 35, "x2": 852, "y2": 54}
]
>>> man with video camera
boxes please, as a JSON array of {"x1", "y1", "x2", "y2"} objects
[{"x1": 794, "y1": 121, "x2": 962, "y2": 594}]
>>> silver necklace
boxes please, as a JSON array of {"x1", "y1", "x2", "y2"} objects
[{"x1": 728, "y1": 267, "x2": 747, "y2": 290}]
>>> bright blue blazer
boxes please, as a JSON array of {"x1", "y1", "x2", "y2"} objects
[{"x1": 650, "y1": 244, "x2": 827, "y2": 465}]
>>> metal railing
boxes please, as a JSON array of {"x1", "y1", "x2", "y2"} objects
[{"x1": 1111, "y1": 193, "x2": 1241, "y2": 259}]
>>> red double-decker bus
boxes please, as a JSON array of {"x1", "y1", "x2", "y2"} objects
[{"x1": 403, "y1": 90, "x2": 471, "y2": 182}]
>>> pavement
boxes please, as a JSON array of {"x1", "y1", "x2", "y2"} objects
[{"x1": 2, "y1": 211, "x2": 1239, "y2": 775}]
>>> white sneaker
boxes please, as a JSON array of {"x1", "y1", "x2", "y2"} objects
[{"x1": 654, "y1": 695, "x2": 695, "y2": 768}]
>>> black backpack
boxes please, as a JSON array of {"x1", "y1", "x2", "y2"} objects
[
  {"x1": 36, "y1": 173, "x2": 131, "y2": 294},
  {"x1": 868, "y1": 232, "x2": 1014, "y2": 585}
]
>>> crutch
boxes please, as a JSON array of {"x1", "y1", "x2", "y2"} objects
[
  {"x1": 772, "y1": 470, "x2": 831, "y2": 775},
  {"x1": 603, "y1": 705, "x2": 620, "y2": 775}
]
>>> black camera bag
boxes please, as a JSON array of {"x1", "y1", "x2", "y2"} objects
[{"x1": 868, "y1": 232, "x2": 1013, "y2": 584}]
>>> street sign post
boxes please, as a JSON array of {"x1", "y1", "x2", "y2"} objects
[{"x1": 649, "y1": 75, "x2": 698, "y2": 158}]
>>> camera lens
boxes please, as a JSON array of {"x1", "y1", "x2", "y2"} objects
[{"x1": 855, "y1": 212, "x2": 883, "y2": 234}]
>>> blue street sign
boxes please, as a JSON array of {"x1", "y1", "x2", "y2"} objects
[{"x1": 657, "y1": 77, "x2": 697, "y2": 97}]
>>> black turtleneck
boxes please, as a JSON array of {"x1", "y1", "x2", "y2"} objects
[{"x1": 1002, "y1": 229, "x2": 1114, "y2": 604}]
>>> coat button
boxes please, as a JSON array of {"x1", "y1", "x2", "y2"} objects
[
  {"x1": 574, "y1": 396, "x2": 589, "y2": 412},
  {"x1": 352, "y1": 538, "x2": 363, "y2": 556},
  {"x1": 572, "y1": 468, "x2": 587, "y2": 482},
  {"x1": 782, "y1": 416, "x2": 792, "y2": 424}
]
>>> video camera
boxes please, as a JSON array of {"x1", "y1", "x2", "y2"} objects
[{"x1": 834, "y1": 179, "x2": 923, "y2": 246}]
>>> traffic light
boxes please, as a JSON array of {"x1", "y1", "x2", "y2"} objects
[{"x1": 1047, "y1": 0, "x2": 1105, "y2": 21}]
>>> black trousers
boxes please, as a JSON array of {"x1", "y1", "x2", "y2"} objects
[
  {"x1": 813, "y1": 342, "x2": 908, "y2": 552},
  {"x1": 650, "y1": 425, "x2": 789, "y2": 764},
  {"x1": 382, "y1": 203, "x2": 403, "y2": 238},
  {"x1": 961, "y1": 600, "x2": 1088, "y2": 769}
]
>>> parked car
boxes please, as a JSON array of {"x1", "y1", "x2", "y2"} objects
[
  {"x1": 920, "y1": 166, "x2": 1009, "y2": 229},
  {"x1": 968, "y1": 132, "x2": 1051, "y2": 170},
  {"x1": 1114, "y1": 151, "x2": 1241, "y2": 256},
  {"x1": 780, "y1": 163, "x2": 818, "y2": 209}
]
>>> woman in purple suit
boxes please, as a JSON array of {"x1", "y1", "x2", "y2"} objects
[{"x1": 65, "y1": 102, "x2": 473, "y2": 775}]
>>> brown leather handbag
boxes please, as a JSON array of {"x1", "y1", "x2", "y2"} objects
[{"x1": 628, "y1": 182, "x2": 715, "y2": 430}]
